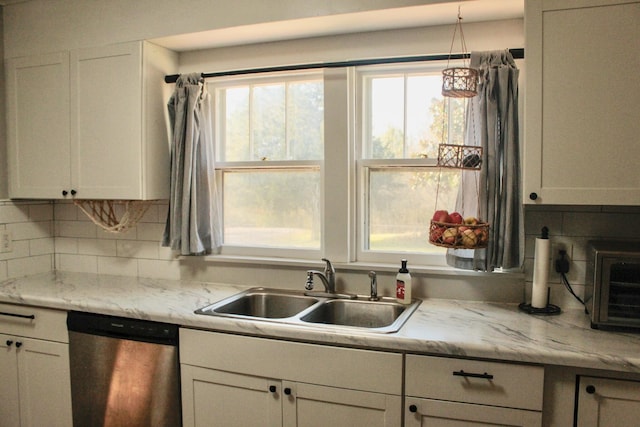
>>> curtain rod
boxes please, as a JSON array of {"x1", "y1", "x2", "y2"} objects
[{"x1": 164, "y1": 48, "x2": 524, "y2": 84}]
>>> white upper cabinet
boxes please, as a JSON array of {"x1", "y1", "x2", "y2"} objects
[
  {"x1": 7, "y1": 41, "x2": 177, "y2": 200},
  {"x1": 524, "y1": 0, "x2": 640, "y2": 205},
  {"x1": 6, "y1": 52, "x2": 71, "y2": 198}
]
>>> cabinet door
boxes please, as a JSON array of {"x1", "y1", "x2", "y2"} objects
[
  {"x1": 524, "y1": 0, "x2": 640, "y2": 205},
  {"x1": 181, "y1": 364, "x2": 282, "y2": 427},
  {"x1": 17, "y1": 337, "x2": 72, "y2": 427},
  {"x1": 405, "y1": 397, "x2": 541, "y2": 427},
  {"x1": 6, "y1": 52, "x2": 71, "y2": 199},
  {"x1": 0, "y1": 335, "x2": 20, "y2": 427},
  {"x1": 577, "y1": 376, "x2": 640, "y2": 427},
  {"x1": 70, "y1": 42, "x2": 144, "y2": 199},
  {"x1": 283, "y1": 382, "x2": 401, "y2": 427}
]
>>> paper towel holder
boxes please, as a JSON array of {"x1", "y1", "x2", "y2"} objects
[{"x1": 519, "y1": 288, "x2": 561, "y2": 315}]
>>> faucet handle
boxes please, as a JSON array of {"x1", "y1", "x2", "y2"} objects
[
  {"x1": 321, "y1": 258, "x2": 335, "y2": 275},
  {"x1": 368, "y1": 271, "x2": 379, "y2": 301}
]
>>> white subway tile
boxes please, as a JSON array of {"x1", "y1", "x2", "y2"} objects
[
  {"x1": 136, "y1": 222, "x2": 164, "y2": 242},
  {"x1": 0, "y1": 204, "x2": 30, "y2": 223},
  {"x1": 55, "y1": 237, "x2": 79, "y2": 254},
  {"x1": 56, "y1": 254, "x2": 98, "y2": 274},
  {"x1": 29, "y1": 204, "x2": 54, "y2": 221},
  {"x1": 138, "y1": 259, "x2": 181, "y2": 280},
  {"x1": 7, "y1": 254, "x2": 53, "y2": 278},
  {"x1": 53, "y1": 202, "x2": 79, "y2": 221},
  {"x1": 116, "y1": 240, "x2": 159, "y2": 259},
  {"x1": 78, "y1": 238, "x2": 117, "y2": 256},
  {"x1": 7, "y1": 221, "x2": 53, "y2": 240},
  {"x1": 55, "y1": 220, "x2": 97, "y2": 238},
  {"x1": 97, "y1": 256, "x2": 138, "y2": 277},
  {"x1": 30, "y1": 238, "x2": 55, "y2": 256}
]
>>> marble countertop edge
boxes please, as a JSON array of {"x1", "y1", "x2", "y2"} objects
[{"x1": 1, "y1": 271, "x2": 640, "y2": 374}]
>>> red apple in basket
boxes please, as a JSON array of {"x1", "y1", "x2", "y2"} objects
[
  {"x1": 432, "y1": 210, "x2": 451, "y2": 223},
  {"x1": 449, "y1": 212, "x2": 463, "y2": 224},
  {"x1": 430, "y1": 225, "x2": 446, "y2": 243}
]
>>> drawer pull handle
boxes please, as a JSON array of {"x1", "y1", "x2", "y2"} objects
[
  {"x1": 0, "y1": 311, "x2": 35, "y2": 320},
  {"x1": 269, "y1": 385, "x2": 277, "y2": 393},
  {"x1": 453, "y1": 370, "x2": 494, "y2": 380},
  {"x1": 586, "y1": 385, "x2": 596, "y2": 394},
  {"x1": 409, "y1": 404, "x2": 418, "y2": 413}
]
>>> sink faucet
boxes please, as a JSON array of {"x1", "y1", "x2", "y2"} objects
[{"x1": 305, "y1": 258, "x2": 336, "y2": 293}]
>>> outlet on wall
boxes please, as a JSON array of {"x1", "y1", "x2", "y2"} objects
[{"x1": 0, "y1": 230, "x2": 13, "y2": 253}]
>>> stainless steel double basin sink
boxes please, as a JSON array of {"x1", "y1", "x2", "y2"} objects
[{"x1": 195, "y1": 287, "x2": 421, "y2": 334}]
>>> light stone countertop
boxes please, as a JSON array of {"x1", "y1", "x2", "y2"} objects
[{"x1": 1, "y1": 271, "x2": 639, "y2": 374}]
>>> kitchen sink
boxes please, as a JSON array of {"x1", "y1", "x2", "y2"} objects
[
  {"x1": 195, "y1": 287, "x2": 421, "y2": 333},
  {"x1": 300, "y1": 298, "x2": 411, "y2": 330},
  {"x1": 195, "y1": 288, "x2": 320, "y2": 319}
]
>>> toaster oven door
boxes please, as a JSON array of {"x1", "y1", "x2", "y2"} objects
[{"x1": 598, "y1": 257, "x2": 640, "y2": 327}]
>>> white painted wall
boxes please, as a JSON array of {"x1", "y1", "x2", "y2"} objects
[{"x1": 2, "y1": 0, "x2": 464, "y2": 58}]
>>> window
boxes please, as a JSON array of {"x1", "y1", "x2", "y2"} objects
[
  {"x1": 210, "y1": 62, "x2": 468, "y2": 265},
  {"x1": 357, "y1": 64, "x2": 467, "y2": 265},
  {"x1": 212, "y1": 72, "x2": 323, "y2": 257}
]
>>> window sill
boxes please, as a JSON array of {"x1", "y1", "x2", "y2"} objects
[{"x1": 189, "y1": 254, "x2": 524, "y2": 279}]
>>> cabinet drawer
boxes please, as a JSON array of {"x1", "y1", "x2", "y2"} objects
[
  {"x1": 180, "y1": 328, "x2": 402, "y2": 395},
  {"x1": 0, "y1": 303, "x2": 68, "y2": 343},
  {"x1": 405, "y1": 355, "x2": 544, "y2": 411}
]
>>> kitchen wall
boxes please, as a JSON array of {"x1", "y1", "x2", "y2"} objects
[
  {"x1": 0, "y1": 198, "x2": 635, "y2": 309},
  {"x1": 0, "y1": 1, "x2": 632, "y2": 308},
  {"x1": 0, "y1": 200, "x2": 53, "y2": 281}
]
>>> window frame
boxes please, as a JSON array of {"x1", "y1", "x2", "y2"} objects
[
  {"x1": 354, "y1": 61, "x2": 466, "y2": 267},
  {"x1": 209, "y1": 70, "x2": 325, "y2": 260},
  {"x1": 206, "y1": 61, "x2": 466, "y2": 267}
]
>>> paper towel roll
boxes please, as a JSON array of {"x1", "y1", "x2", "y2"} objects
[{"x1": 531, "y1": 237, "x2": 550, "y2": 308}]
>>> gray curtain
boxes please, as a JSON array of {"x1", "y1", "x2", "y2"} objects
[
  {"x1": 162, "y1": 73, "x2": 222, "y2": 255},
  {"x1": 447, "y1": 50, "x2": 523, "y2": 271}
]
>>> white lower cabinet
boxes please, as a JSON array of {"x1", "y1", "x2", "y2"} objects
[
  {"x1": 179, "y1": 329, "x2": 402, "y2": 427},
  {"x1": 0, "y1": 304, "x2": 72, "y2": 427},
  {"x1": 576, "y1": 376, "x2": 640, "y2": 427},
  {"x1": 405, "y1": 355, "x2": 544, "y2": 427}
]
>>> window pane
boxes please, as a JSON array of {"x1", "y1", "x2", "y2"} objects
[
  {"x1": 224, "y1": 87, "x2": 250, "y2": 161},
  {"x1": 288, "y1": 81, "x2": 324, "y2": 160},
  {"x1": 252, "y1": 84, "x2": 286, "y2": 160},
  {"x1": 367, "y1": 168, "x2": 459, "y2": 253},
  {"x1": 223, "y1": 170, "x2": 320, "y2": 248},
  {"x1": 367, "y1": 73, "x2": 467, "y2": 160},
  {"x1": 370, "y1": 77, "x2": 404, "y2": 158}
]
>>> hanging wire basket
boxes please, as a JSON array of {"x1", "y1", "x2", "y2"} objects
[
  {"x1": 441, "y1": 8, "x2": 478, "y2": 99},
  {"x1": 437, "y1": 144, "x2": 483, "y2": 170},
  {"x1": 74, "y1": 199, "x2": 154, "y2": 233},
  {"x1": 442, "y1": 67, "x2": 479, "y2": 98}
]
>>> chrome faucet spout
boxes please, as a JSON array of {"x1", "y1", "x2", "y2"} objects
[{"x1": 306, "y1": 270, "x2": 333, "y2": 293}]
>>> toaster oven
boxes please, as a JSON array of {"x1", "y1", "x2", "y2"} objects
[{"x1": 586, "y1": 240, "x2": 640, "y2": 330}]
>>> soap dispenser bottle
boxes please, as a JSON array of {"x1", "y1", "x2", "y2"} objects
[{"x1": 396, "y1": 259, "x2": 412, "y2": 304}]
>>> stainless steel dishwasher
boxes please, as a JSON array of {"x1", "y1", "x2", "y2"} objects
[{"x1": 67, "y1": 311, "x2": 181, "y2": 427}]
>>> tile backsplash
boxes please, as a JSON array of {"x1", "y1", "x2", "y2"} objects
[{"x1": 0, "y1": 199, "x2": 636, "y2": 307}]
